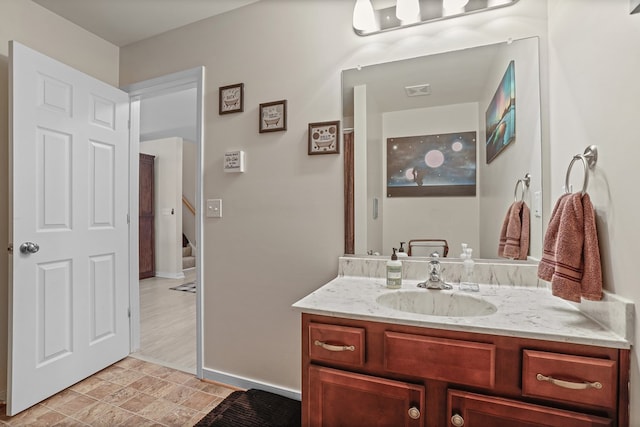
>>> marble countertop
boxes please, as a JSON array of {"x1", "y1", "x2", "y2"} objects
[{"x1": 293, "y1": 274, "x2": 632, "y2": 350}]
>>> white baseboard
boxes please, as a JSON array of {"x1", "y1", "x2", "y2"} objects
[
  {"x1": 202, "y1": 367, "x2": 301, "y2": 401},
  {"x1": 154, "y1": 271, "x2": 185, "y2": 280}
]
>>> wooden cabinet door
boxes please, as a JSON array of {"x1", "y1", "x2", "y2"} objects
[
  {"x1": 139, "y1": 153, "x2": 155, "y2": 279},
  {"x1": 307, "y1": 365, "x2": 424, "y2": 427},
  {"x1": 447, "y1": 390, "x2": 612, "y2": 427}
]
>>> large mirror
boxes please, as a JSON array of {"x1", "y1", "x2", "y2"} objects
[{"x1": 342, "y1": 36, "x2": 542, "y2": 260}]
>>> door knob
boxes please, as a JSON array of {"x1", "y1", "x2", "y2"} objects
[{"x1": 19, "y1": 242, "x2": 40, "y2": 254}]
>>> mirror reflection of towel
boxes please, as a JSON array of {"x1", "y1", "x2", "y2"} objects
[
  {"x1": 498, "y1": 201, "x2": 530, "y2": 260},
  {"x1": 537, "y1": 193, "x2": 603, "y2": 302}
]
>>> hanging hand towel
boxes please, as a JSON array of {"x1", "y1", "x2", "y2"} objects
[
  {"x1": 537, "y1": 193, "x2": 603, "y2": 302},
  {"x1": 498, "y1": 200, "x2": 530, "y2": 260}
]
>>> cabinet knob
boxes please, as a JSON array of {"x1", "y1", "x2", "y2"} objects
[
  {"x1": 407, "y1": 406, "x2": 420, "y2": 420},
  {"x1": 451, "y1": 413, "x2": 465, "y2": 426}
]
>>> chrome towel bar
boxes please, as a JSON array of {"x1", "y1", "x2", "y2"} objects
[
  {"x1": 565, "y1": 145, "x2": 598, "y2": 195},
  {"x1": 514, "y1": 173, "x2": 531, "y2": 202}
]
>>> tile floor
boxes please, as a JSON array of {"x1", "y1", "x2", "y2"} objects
[{"x1": 0, "y1": 357, "x2": 238, "y2": 426}]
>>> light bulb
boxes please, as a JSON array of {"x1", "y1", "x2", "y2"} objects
[
  {"x1": 353, "y1": 0, "x2": 378, "y2": 32},
  {"x1": 396, "y1": 0, "x2": 420, "y2": 24},
  {"x1": 443, "y1": 0, "x2": 469, "y2": 15}
]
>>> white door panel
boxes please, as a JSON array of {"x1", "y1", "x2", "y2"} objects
[{"x1": 8, "y1": 41, "x2": 130, "y2": 415}]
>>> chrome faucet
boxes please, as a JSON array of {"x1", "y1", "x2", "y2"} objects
[{"x1": 417, "y1": 254, "x2": 452, "y2": 290}]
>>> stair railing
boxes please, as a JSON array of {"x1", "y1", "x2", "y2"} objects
[{"x1": 182, "y1": 195, "x2": 195, "y2": 216}]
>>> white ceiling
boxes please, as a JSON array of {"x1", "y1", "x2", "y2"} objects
[{"x1": 32, "y1": 0, "x2": 262, "y2": 47}]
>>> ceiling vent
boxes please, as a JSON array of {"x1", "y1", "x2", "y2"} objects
[{"x1": 404, "y1": 84, "x2": 431, "y2": 97}]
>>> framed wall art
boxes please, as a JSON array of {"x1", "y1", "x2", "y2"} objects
[
  {"x1": 259, "y1": 100, "x2": 287, "y2": 133},
  {"x1": 485, "y1": 60, "x2": 516, "y2": 163},
  {"x1": 219, "y1": 83, "x2": 244, "y2": 114},
  {"x1": 308, "y1": 121, "x2": 340, "y2": 155},
  {"x1": 386, "y1": 131, "x2": 477, "y2": 197}
]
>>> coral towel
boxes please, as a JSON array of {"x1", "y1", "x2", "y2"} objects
[
  {"x1": 537, "y1": 193, "x2": 603, "y2": 302},
  {"x1": 498, "y1": 200, "x2": 530, "y2": 260}
]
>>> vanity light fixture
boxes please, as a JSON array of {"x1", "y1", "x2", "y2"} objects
[
  {"x1": 353, "y1": 0, "x2": 378, "y2": 32},
  {"x1": 396, "y1": 0, "x2": 421, "y2": 24},
  {"x1": 353, "y1": 0, "x2": 519, "y2": 36},
  {"x1": 442, "y1": 0, "x2": 469, "y2": 16}
]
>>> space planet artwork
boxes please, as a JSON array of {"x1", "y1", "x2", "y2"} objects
[{"x1": 386, "y1": 131, "x2": 477, "y2": 197}]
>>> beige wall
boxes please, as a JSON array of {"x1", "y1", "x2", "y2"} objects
[
  {"x1": 0, "y1": 0, "x2": 119, "y2": 401},
  {"x1": 548, "y1": 0, "x2": 640, "y2": 421},
  {"x1": 120, "y1": 0, "x2": 548, "y2": 393}
]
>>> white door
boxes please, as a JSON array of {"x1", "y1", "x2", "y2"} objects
[{"x1": 7, "y1": 41, "x2": 131, "y2": 415}]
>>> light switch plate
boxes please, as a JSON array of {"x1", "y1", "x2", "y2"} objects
[{"x1": 206, "y1": 199, "x2": 222, "y2": 218}]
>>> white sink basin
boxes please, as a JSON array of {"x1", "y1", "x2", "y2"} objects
[{"x1": 376, "y1": 290, "x2": 497, "y2": 317}]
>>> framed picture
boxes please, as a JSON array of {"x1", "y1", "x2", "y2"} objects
[
  {"x1": 308, "y1": 121, "x2": 340, "y2": 155},
  {"x1": 386, "y1": 131, "x2": 477, "y2": 197},
  {"x1": 485, "y1": 60, "x2": 516, "y2": 163},
  {"x1": 219, "y1": 83, "x2": 244, "y2": 114},
  {"x1": 259, "y1": 100, "x2": 287, "y2": 133}
]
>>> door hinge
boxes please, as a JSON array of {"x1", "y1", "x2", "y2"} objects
[
  {"x1": 128, "y1": 119, "x2": 131, "y2": 130},
  {"x1": 128, "y1": 308, "x2": 131, "y2": 318},
  {"x1": 127, "y1": 214, "x2": 130, "y2": 224},
  {"x1": 7, "y1": 243, "x2": 13, "y2": 254}
]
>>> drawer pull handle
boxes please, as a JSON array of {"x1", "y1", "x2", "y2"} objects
[
  {"x1": 314, "y1": 340, "x2": 355, "y2": 352},
  {"x1": 407, "y1": 406, "x2": 420, "y2": 420},
  {"x1": 536, "y1": 373, "x2": 603, "y2": 390}
]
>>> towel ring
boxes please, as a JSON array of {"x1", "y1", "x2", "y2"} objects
[
  {"x1": 513, "y1": 173, "x2": 531, "y2": 202},
  {"x1": 564, "y1": 145, "x2": 598, "y2": 195}
]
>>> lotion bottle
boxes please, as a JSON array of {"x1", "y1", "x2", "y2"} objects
[
  {"x1": 386, "y1": 248, "x2": 402, "y2": 289},
  {"x1": 460, "y1": 247, "x2": 479, "y2": 292}
]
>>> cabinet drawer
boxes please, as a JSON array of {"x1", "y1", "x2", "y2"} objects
[
  {"x1": 384, "y1": 331, "x2": 495, "y2": 388},
  {"x1": 309, "y1": 323, "x2": 365, "y2": 367},
  {"x1": 448, "y1": 389, "x2": 612, "y2": 427},
  {"x1": 522, "y1": 350, "x2": 617, "y2": 409}
]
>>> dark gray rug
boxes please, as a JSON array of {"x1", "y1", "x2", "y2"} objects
[
  {"x1": 170, "y1": 282, "x2": 196, "y2": 293},
  {"x1": 194, "y1": 389, "x2": 301, "y2": 427}
]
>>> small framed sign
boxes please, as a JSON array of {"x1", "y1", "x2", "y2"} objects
[
  {"x1": 259, "y1": 100, "x2": 287, "y2": 133},
  {"x1": 308, "y1": 121, "x2": 340, "y2": 155},
  {"x1": 224, "y1": 150, "x2": 245, "y2": 173},
  {"x1": 219, "y1": 83, "x2": 244, "y2": 115}
]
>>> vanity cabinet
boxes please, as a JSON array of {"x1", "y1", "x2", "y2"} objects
[{"x1": 301, "y1": 313, "x2": 630, "y2": 427}]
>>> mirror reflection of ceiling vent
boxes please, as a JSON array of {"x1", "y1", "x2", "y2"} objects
[{"x1": 404, "y1": 84, "x2": 431, "y2": 97}]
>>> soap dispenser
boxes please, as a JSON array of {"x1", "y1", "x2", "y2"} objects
[
  {"x1": 386, "y1": 249, "x2": 402, "y2": 289},
  {"x1": 397, "y1": 242, "x2": 408, "y2": 258},
  {"x1": 460, "y1": 247, "x2": 479, "y2": 292}
]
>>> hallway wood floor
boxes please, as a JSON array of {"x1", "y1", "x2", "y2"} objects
[
  {"x1": 133, "y1": 271, "x2": 197, "y2": 373},
  {"x1": 0, "y1": 357, "x2": 237, "y2": 426}
]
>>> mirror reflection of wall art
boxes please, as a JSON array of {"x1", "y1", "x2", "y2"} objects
[
  {"x1": 219, "y1": 83, "x2": 244, "y2": 115},
  {"x1": 259, "y1": 100, "x2": 287, "y2": 133},
  {"x1": 308, "y1": 121, "x2": 340, "y2": 155},
  {"x1": 386, "y1": 132, "x2": 477, "y2": 197},
  {"x1": 485, "y1": 60, "x2": 516, "y2": 163}
]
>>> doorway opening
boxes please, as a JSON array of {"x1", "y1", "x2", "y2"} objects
[{"x1": 124, "y1": 67, "x2": 204, "y2": 377}]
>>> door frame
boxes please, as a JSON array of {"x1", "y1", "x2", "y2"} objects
[{"x1": 123, "y1": 67, "x2": 205, "y2": 378}]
